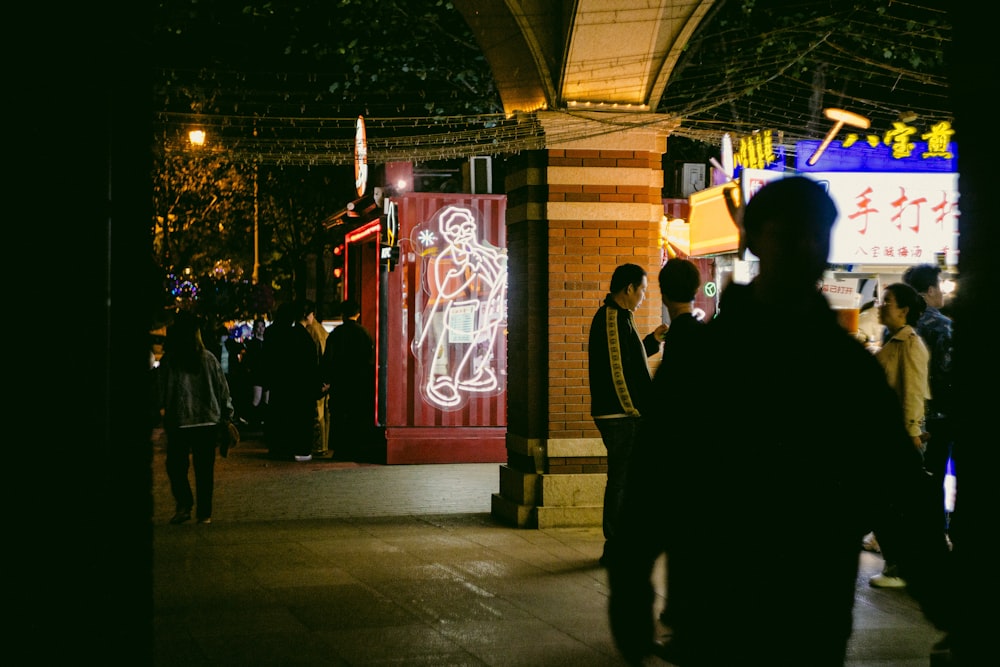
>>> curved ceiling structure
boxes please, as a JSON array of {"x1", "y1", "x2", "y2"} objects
[{"x1": 454, "y1": 0, "x2": 717, "y2": 116}]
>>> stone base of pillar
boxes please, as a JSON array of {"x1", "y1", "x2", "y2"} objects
[
  {"x1": 491, "y1": 463, "x2": 539, "y2": 528},
  {"x1": 490, "y1": 436, "x2": 608, "y2": 529}
]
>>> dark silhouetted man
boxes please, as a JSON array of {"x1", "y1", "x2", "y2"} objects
[{"x1": 609, "y1": 177, "x2": 951, "y2": 666}]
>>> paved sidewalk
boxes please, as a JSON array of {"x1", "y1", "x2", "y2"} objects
[
  {"x1": 152, "y1": 434, "x2": 944, "y2": 666},
  {"x1": 152, "y1": 431, "x2": 500, "y2": 523}
]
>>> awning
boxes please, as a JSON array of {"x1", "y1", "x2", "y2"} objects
[
  {"x1": 688, "y1": 181, "x2": 741, "y2": 256},
  {"x1": 663, "y1": 217, "x2": 690, "y2": 259}
]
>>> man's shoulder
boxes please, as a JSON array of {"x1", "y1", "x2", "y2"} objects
[
  {"x1": 335, "y1": 320, "x2": 372, "y2": 340},
  {"x1": 200, "y1": 349, "x2": 223, "y2": 370},
  {"x1": 324, "y1": 326, "x2": 343, "y2": 345},
  {"x1": 588, "y1": 304, "x2": 609, "y2": 329},
  {"x1": 664, "y1": 314, "x2": 705, "y2": 341},
  {"x1": 675, "y1": 312, "x2": 706, "y2": 327},
  {"x1": 917, "y1": 309, "x2": 952, "y2": 336}
]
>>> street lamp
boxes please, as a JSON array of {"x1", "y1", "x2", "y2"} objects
[{"x1": 252, "y1": 123, "x2": 259, "y2": 285}]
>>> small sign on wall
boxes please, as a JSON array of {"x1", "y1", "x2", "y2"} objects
[{"x1": 682, "y1": 163, "x2": 706, "y2": 197}]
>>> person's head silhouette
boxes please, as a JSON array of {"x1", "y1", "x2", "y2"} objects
[
  {"x1": 340, "y1": 299, "x2": 361, "y2": 320},
  {"x1": 740, "y1": 176, "x2": 838, "y2": 301}
]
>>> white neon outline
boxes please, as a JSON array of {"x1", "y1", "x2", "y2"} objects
[{"x1": 411, "y1": 206, "x2": 507, "y2": 410}]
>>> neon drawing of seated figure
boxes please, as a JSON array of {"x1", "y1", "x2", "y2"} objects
[{"x1": 411, "y1": 205, "x2": 507, "y2": 410}]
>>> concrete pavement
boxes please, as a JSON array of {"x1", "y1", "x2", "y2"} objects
[{"x1": 151, "y1": 432, "x2": 945, "y2": 666}]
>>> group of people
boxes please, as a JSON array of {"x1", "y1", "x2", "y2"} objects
[
  {"x1": 199, "y1": 317, "x2": 270, "y2": 429},
  {"x1": 590, "y1": 176, "x2": 956, "y2": 665},
  {"x1": 153, "y1": 298, "x2": 377, "y2": 525},
  {"x1": 221, "y1": 298, "x2": 377, "y2": 463}
]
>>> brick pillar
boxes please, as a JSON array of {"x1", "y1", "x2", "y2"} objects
[{"x1": 492, "y1": 112, "x2": 674, "y2": 528}]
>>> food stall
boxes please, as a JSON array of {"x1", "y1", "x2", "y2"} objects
[
  {"x1": 743, "y1": 118, "x2": 960, "y2": 335},
  {"x1": 676, "y1": 120, "x2": 960, "y2": 328}
]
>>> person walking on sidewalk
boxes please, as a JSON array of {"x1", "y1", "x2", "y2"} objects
[
  {"x1": 869, "y1": 282, "x2": 932, "y2": 589},
  {"x1": 156, "y1": 310, "x2": 235, "y2": 525}
]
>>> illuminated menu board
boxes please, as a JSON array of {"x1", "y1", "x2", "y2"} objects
[{"x1": 742, "y1": 169, "x2": 959, "y2": 266}]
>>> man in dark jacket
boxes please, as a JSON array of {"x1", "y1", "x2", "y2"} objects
[
  {"x1": 651, "y1": 256, "x2": 707, "y2": 629},
  {"x1": 903, "y1": 262, "x2": 955, "y2": 532},
  {"x1": 263, "y1": 301, "x2": 321, "y2": 461},
  {"x1": 588, "y1": 263, "x2": 667, "y2": 566},
  {"x1": 609, "y1": 177, "x2": 951, "y2": 666},
  {"x1": 321, "y1": 299, "x2": 376, "y2": 461}
]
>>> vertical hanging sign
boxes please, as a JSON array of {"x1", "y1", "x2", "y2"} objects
[
  {"x1": 380, "y1": 200, "x2": 400, "y2": 270},
  {"x1": 354, "y1": 115, "x2": 368, "y2": 197}
]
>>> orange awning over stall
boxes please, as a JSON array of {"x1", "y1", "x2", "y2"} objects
[{"x1": 688, "y1": 181, "x2": 741, "y2": 257}]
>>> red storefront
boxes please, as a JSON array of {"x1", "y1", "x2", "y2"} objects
[{"x1": 337, "y1": 192, "x2": 508, "y2": 464}]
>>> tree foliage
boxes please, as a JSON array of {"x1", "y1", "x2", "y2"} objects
[
  {"x1": 151, "y1": 0, "x2": 501, "y2": 322},
  {"x1": 152, "y1": 137, "x2": 353, "y2": 319},
  {"x1": 153, "y1": 0, "x2": 501, "y2": 118},
  {"x1": 152, "y1": 146, "x2": 254, "y2": 277}
]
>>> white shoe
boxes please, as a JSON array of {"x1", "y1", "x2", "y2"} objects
[
  {"x1": 869, "y1": 573, "x2": 907, "y2": 588},
  {"x1": 294, "y1": 454, "x2": 313, "y2": 462}
]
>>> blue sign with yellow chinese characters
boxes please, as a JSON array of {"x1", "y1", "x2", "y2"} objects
[
  {"x1": 797, "y1": 140, "x2": 958, "y2": 172},
  {"x1": 797, "y1": 121, "x2": 957, "y2": 173}
]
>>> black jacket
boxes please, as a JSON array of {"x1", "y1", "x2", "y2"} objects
[
  {"x1": 587, "y1": 295, "x2": 661, "y2": 418},
  {"x1": 609, "y1": 282, "x2": 951, "y2": 665}
]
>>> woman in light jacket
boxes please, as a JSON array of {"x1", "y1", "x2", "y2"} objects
[
  {"x1": 877, "y1": 282, "x2": 931, "y2": 451},
  {"x1": 157, "y1": 310, "x2": 234, "y2": 525},
  {"x1": 870, "y1": 281, "x2": 931, "y2": 588}
]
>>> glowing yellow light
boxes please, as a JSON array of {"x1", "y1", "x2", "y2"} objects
[{"x1": 188, "y1": 129, "x2": 206, "y2": 146}]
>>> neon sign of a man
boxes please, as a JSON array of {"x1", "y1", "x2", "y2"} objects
[{"x1": 411, "y1": 206, "x2": 507, "y2": 410}]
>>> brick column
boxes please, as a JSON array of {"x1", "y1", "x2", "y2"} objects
[{"x1": 492, "y1": 112, "x2": 675, "y2": 528}]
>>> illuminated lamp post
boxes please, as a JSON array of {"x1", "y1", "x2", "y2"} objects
[{"x1": 251, "y1": 123, "x2": 259, "y2": 285}]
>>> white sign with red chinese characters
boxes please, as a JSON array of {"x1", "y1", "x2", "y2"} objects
[{"x1": 741, "y1": 169, "x2": 959, "y2": 266}]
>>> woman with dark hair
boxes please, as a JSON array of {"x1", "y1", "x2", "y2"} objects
[
  {"x1": 877, "y1": 282, "x2": 931, "y2": 450},
  {"x1": 156, "y1": 310, "x2": 235, "y2": 524},
  {"x1": 870, "y1": 281, "x2": 931, "y2": 588}
]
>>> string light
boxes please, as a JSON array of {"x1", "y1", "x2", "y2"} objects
[
  {"x1": 653, "y1": 2, "x2": 953, "y2": 151},
  {"x1": 152, "y1": 3, "x2": 953, "y2": 164},
  {"x1": 155, "y1": 111, "x2": 550, "y2": 166}
]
